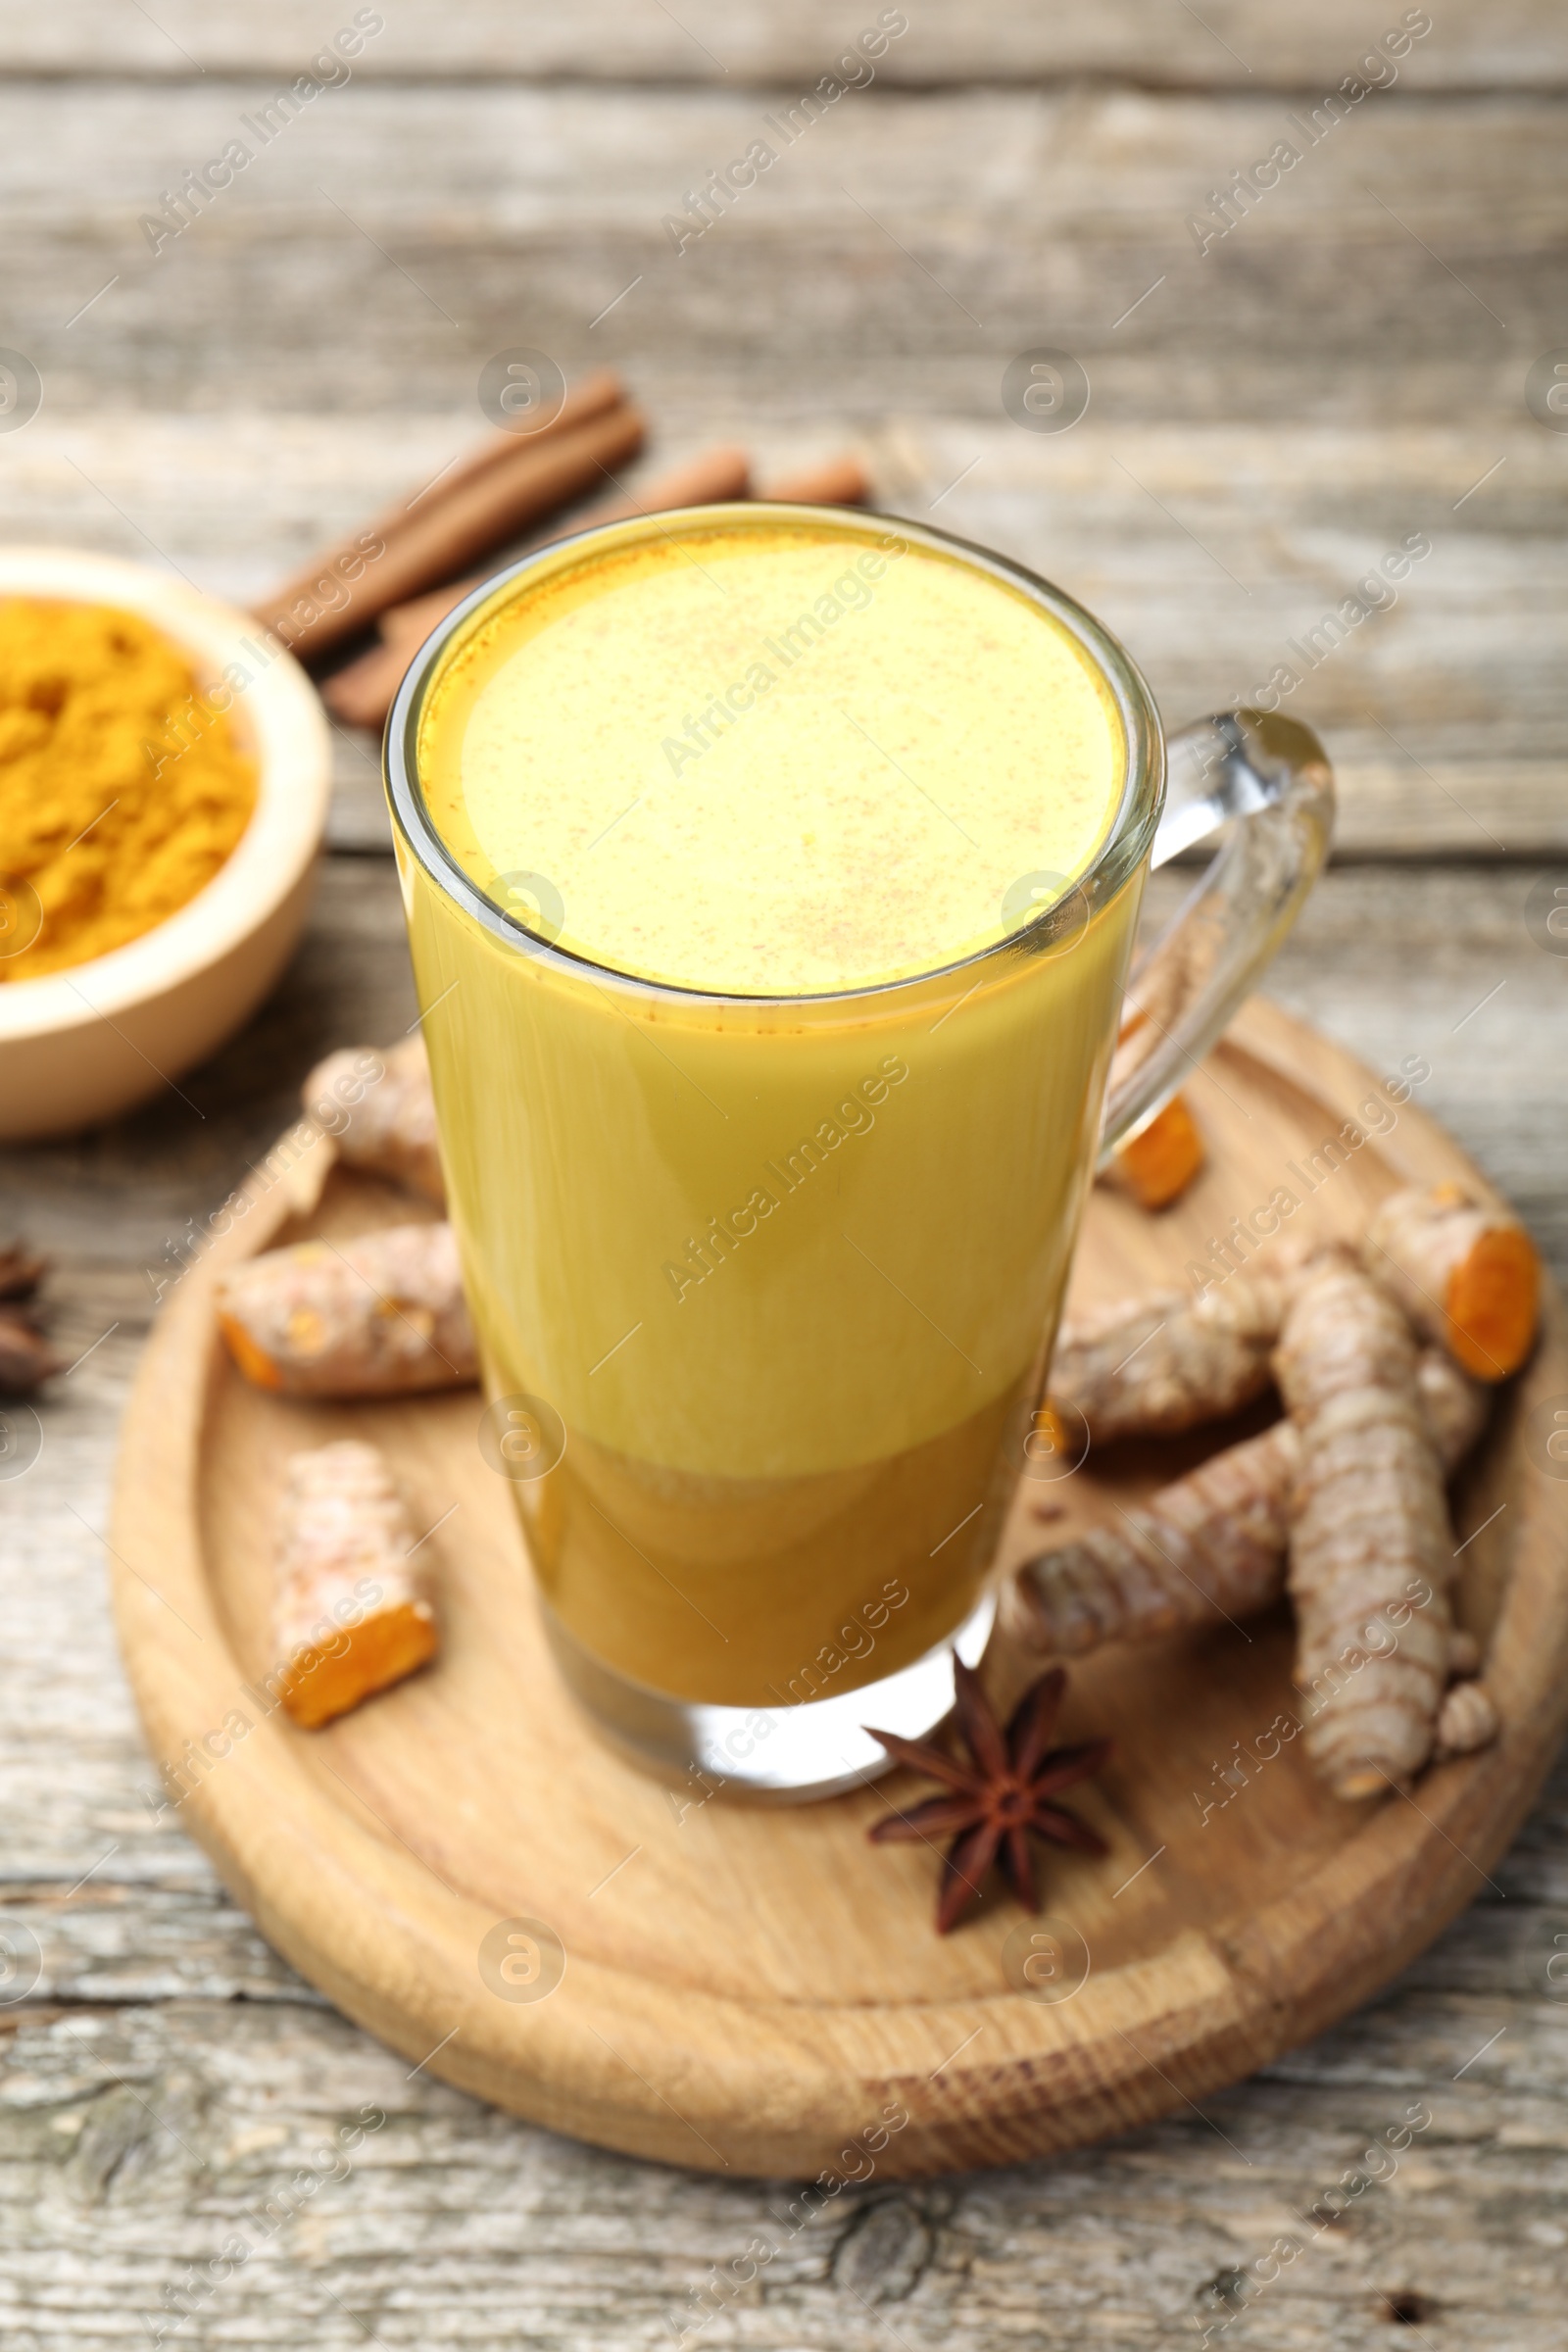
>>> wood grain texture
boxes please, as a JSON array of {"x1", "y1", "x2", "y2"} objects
[
  {"x1": 0, "y1": 1951, "x2": 1564, "y2": 2351},
  {"x1": 5, "y1": 85, "x2": 1562, "y2": 421},
  {"x1": 2, "y1": 1, "x2": 1566, "y2": 88},
  {"x1": 4, "y1": 70, "x2": 1559, "y2": 872},
  {"x1": 98, "y1": 1002, "x2": 1568, "y2": 2180}
]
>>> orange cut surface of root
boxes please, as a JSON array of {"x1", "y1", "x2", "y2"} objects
[
  {"x1": 219, "y1": 1311, "x2": 285, "y2": 1391},
  {"x1": 1446, "y1": 1225, "x2": 1540, "y2": 1379},
  {"x1": 279, "y1": 1600, "x2": 438, "y2": 1730},
  {"x1": 1111, "y1": 1094, "x2": 1205, "y2": 1210}
]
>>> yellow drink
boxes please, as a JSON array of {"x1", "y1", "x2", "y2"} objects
[{"x1": 395, "y1": 509, "x2": 1144, "y2": 1720}]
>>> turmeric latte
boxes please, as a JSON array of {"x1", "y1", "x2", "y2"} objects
[
  {"x1": 418, "y1": 514, "x2": 1122, "y2": 995},
  {"x1": 403, "y1": 511, "x2": 1145, "y2": 1706},
  {"x1": 0, "y1": 599, "x2": 257, "y2": 982}
]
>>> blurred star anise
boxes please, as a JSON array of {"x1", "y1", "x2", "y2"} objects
[
  {"x1": 0, "y1": 1244, "x2": 61, "y2": 1394},
  {"x1": 865, "y1": 1657, "x2": 1111, "y2": 1934},
  {"x1": 0, "y1": 1246, "x2": 45, "y2": 1302}
]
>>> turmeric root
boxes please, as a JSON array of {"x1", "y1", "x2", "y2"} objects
[
  {"x1": 273, "y1": 1442, "x2": 439, "y2": 1727},
  {"x1": 1431, "y1": 1676, "x2": 1499, "y2": 1763},
  {"x1": 304, "y1": 1036, "x2": 445, "y2": 1205},
  {"x1": 1053, "y1": 1187, "x2": 1539, "y2": 1442},
  {"x1": 1104, "y1": 1094, "x2": 1205, "y2": 1211},
  {"x1": 218, "y1": 1222, "x2": 476, "y2": 1397},
  {"x1": 1366, "y1": 1183, "x2": 1540, "y2": 1380},
  {"x1": 1446, "y1": 1627, "x2": 1482, "y2": 1679},
  {"x1": 1051, "y1": 1250, "x2": 1306, "y2": 1442},
  {"x1": 1275, "y1": 1251, "x2": 1453, "y2": 1798},
  {"x1": 1005, "y1": 1347, "x2": 1485, "y2": 1659},
  {"x1": 1004, "y1": 1420, "x2": 1296, "y2": 1658}
]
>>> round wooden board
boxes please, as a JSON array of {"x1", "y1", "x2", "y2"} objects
[{"x1": 110, "y1": 999, "x2": 1568, "y2": 2180}]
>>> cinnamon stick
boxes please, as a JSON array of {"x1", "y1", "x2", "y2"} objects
[
  {"x1": 398, "y1": 442, "x2": 751, "y2": 654},
  {"x1": 322, "y1": 442, "x2": 752, "y2": 729},
  {"x1": 378, "y1": 446, "x2": 868, "y2": 662},
  {"x1": 253, "y1": 369, "x2": 624, "y2": 659},
  {"x1": 760, "y1": 454, "x2": 871, "y2": 506},
  {"x1": 354, "y1": 368, "x2": 624, "y2": 552},
  {"x1": 255, "y1": 392, "x2": 643, "y2": 663},
  {"x1": 322, "y1": 446, "x2": 871, "y2": 732}
]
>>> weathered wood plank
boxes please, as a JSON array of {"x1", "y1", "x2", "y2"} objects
[
  {"x1": 1248, "y1": 864, "x2": 1568, "y2": 1280},
  {"x1": 0, "y1": 1, "x2": 1564, "y2": 91},
  {"x1": 5, "y1": 85, "x2": 1560, "y2": 856},
  {"x1": 3, "y1": 85, "x2": 1559, "y2": 858},
  {"x1": 0, "y1": 1962, "x2": 1564, "y2": 2349},
  {"x1": 2, "y1": 85, "x2": 1559, "y2": 423}
]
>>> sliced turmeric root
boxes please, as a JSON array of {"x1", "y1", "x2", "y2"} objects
[
  {"x1": 1054, "y1": 1186, "x2": 1540, "y2": 1444},
  {"x1": 1441, "y1": 1220, "x2": 1541, "y2": 1380},
  {"x1": 219, "y1": 1311, "x2": 285, "y2": 1391},
  {"x1": 272, "y1": 1442, "x2": 440, "y2": 1729},
  {"x1": 1367, "y1": 1184, "x2": 1540, "y2": 1380},
  {"x1": 279, "y1": 1598, "x2": 438, "y2": 1731},
  {"x1": 1106, "y1": 1093, "x2": 1205, "y2": 1210},
  {"x1": 217, "y1": 1223, "x2": 476, "y2": 1398}
]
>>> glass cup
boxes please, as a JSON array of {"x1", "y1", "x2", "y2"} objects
[{"x1": 386, "y1": 504, "x2": 1333, "y2": 1800}]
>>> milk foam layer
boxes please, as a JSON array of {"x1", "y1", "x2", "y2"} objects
[{"x1": 417, "y1": 511, "x2": 1125, "y2": 997}]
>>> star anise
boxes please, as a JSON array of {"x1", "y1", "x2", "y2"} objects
[
  {"x1": 0, "y1": 1245, "x2": 61, "y2": 1394},
  {"x1": 0, "y1": 1246, "x2": 45, "y2": 1303},
  {"x1": 865, "y1": 1656, "x2": 1111, "y2": 1934}
]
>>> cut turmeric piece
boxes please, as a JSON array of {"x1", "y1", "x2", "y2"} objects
[
  {"x1": 273, "y1": 1441, "x2": 439, "y2": 1729},
  {"x1": 1105, "y1": 1093, "x2": 1205, "y2": 1210},
  {"x1": 1367, "y1": 1184, "x2": 1540, "y2": 1380},
  {"x1": 217, "y1": 1222, "x2": 476, "y2": 1397},
  {"x1": 304, "y1": 1036, "x2": 446, "y2": 1205},
  {"x1": 220, "y1": 1311, "x2": 286, "y2": 1392}
]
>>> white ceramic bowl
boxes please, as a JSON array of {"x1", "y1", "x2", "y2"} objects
[{"x1": 0, "y1": 548, "x2": 332, "y2": 1142}]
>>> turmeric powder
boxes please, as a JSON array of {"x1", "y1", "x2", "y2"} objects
[{"x1": 0, "y1": 599, "x2": 257, "y2": 982}]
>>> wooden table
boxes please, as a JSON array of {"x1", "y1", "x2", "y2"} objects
[{"x1": 1, "y1": 5, "x2": 1565, "y2": 2342}]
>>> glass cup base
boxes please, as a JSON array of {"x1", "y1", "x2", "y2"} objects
[{"x1": 541, "y1": 1592, "x2": 998, "y2": 1804}]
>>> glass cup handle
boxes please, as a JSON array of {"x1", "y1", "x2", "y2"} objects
[{"x1": 1099, "y1": 709, "x2": 1336, "y2": 1159}]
